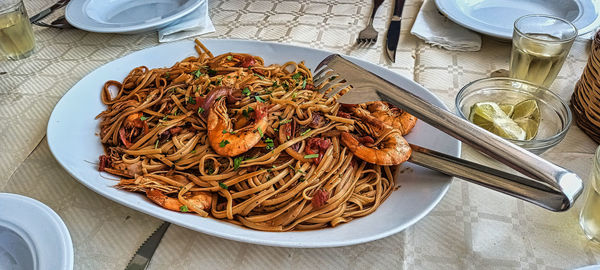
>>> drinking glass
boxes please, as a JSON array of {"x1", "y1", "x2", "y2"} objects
[
  {"x1": 0, "y1": 0, "x2": 35, "y2": 60},
  {"x1": 509, "y1": 15, "x2": 577, "y2": 89},
  {"x1": 580, "y1": 146, "x2": 600, "y2": 242}
]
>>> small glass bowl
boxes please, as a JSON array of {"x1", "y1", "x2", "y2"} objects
[{"x1": 455, "y1": 77, "x2": 572, "y2": 154}]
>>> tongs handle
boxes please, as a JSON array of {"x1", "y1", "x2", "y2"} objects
[
  {"x1": 409, "y1": 145, "x2": 568, "y2": 209},
  {"x1": 374, "y1": 79, "x2": 582, "y2": 211}
]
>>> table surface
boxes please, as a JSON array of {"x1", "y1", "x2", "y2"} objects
[{"x1": 1, "y1": 0, "x2": 599, "y2": 269}]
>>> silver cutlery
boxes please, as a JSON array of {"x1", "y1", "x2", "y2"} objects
[
  {"x1": 29, "y1": 0, "x2": 70, "y2": 23},
  {"x1": 125, "y1": 222, "x2": 170, "y2": 270},
  {"x1": 33, "y1": 15, "x2": 73, "y2": 29},
  {"x1": 384, "y1": 0, "x2": 405, "y2": 62},
  {"x1": 356, "y1": 0, "x2": 384, "y2": 45},
  {"x1": 313, "y1": 54, "x2": 583, "y2": 211}
]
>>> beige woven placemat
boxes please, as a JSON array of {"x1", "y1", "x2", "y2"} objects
[{"x1": 1, "y1": 0, "x2": 420, "y2": 269}]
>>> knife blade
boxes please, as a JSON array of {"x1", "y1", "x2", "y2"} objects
[
  {"x1": 29, "y1": 0, "x2": 70, "y2": 23},
  {"x1": 384, "y1": 0, "x2": 406, "y2": 63},
  {"x1": 125, "y1": 222, "x2": 170, "y2": 270}
]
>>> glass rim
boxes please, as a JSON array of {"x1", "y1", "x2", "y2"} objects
[
  {"x1": 595, "y1": 145, "x2": 600, "y2": 166},
  {"x1": 513, "y1": 14, "x2": 578, "y2": 43}
]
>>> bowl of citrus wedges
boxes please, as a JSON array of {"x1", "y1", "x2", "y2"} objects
[{"x1": 456, "y1": 77, "x2": 572, "y2": 154}]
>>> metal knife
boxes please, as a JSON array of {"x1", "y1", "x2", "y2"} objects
[
  {"x1": 125, "y1": 222, "x2": 170, "y2": 270},
  {"x1": 29, "y1": 0, "x2": 70, "y2": 23},
  {"x1": 384, "y1": 0, "x2": 406, "y2": 63}
]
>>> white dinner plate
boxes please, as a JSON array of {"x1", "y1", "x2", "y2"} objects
[
  {"x1": 65, "y1": 0, "x2": 205, "y2": 34},
  {"x1": 46, "y1": 39, "x2": 460, "y2": 248},
  {"x1": 0, "y1": 193, "x2": 73, "y2": 270},
  {"x1": 435, "y1": 0, "x2": 600, "y2": 40}
]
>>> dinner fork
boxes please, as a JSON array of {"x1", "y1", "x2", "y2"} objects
[
  {"x1": 356, "y1": 0, "x2": 384, "y2": 45},
  {"x1": 313, "y1": 54, "x2": 583, "y2": 212}
]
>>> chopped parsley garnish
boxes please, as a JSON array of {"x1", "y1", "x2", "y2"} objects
[
  {"x1": 219, "y1": 140, "x2": 230, "y2": 147},
  {"x1": 292, "y1": 73, "x2": 302, "y2": 81},
  {"x1": 254, "y1": 73, "x2": 265, "y2": 80},
  {"x1": 197, "y1": 107, "x2": 205, "y2": 114},
  {"x1": 301, "y1": 79, "x2": 307, "y2": 89},
  {"x1": 282, "y1": 82, "x2": 289, "y2": 90},
  {"x1": 140, "y1": 115, "x2": 148, "y2": 121},
  {"x1": 187, "y1": 96, "x2": 196, "y2": 104},
  {"x1": 292, "y1": 92, "x2": 297, "y2": 99},
  {"x1": 193, "y1": 69, "x2": 203, "y2": 78},
  {"x1": 219, "y1": 182, "x2": 228, "y2": 189},
  {"x1": 299, "y1": 177, "x2": 306, "y2": 182},
  {"x1": 300, "y1": 129, "x2": 311, "y2": 136},
  {"x1": 255, "y1": 96, "x2": 265, "y2": 103},
  {"x1": 216, "y1": 77, "x2": 223, "y2": 85},
  {"x1": 242, "y1": 107, "x2": 254, "y2": 118},
  {"x1": 233, "y1": 156, "x2": 243, "y2": 170},
  {"x1": 207, "y1": 167, "x2": 214, "y2": 175},
  {"x1": 227, "y1": 55, "x2": 233, "y2": 61},
  {"x1": 242, "y1": 87, "x2": 251, "y2": 96},
  {"x1": 162, "y1": 115, "x2": 169, "y2": 121},
  {"x1": 165, "y1": 72, "x2": 170, "y2": 79},
  {"x1": 222, "y1": 130, "x2": 228, "y2": 134},
  {"x1": 180, "y1": 205, "x2": 189, "y2": 212},
  {"x1": 257, "y1": 126, "x2": 264, "y2": 137},
  {"x1": 265, "y1": 138, "x2": 274, "y2": 150},
  {"x1": 272, "y1": 82, "x2": 278, "y2": 87},
  {"x1": 279, "y1": 119, "x2": 292, "y2": 125},
  {"x1": 273, "y1": 128, "x2": 278, "y2": 132},
  {"x1": 304, "y1": 154, "x2": 319, "y2": 159},
  {"x1": 216, "y1": 96, "x2": 223, "y2": 101}
]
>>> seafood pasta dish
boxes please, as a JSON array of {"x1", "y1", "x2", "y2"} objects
[{"x1": 96, "y1": 40, "x2": 417, "y2": 231}]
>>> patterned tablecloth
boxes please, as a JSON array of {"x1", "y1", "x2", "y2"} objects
[{"x1": 1, "y1": 0, "x2": 599, "y2": 269}]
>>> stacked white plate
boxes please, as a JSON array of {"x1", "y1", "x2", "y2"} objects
[
  {"x1": 65, "y1": 0, "x2": 206, "y2": 34},
  {"x1": 435, "y1": 0, "x2": 600, "y2": 39},
  {"x1": 0, "y1": 193, "x2": 73, "y2": 270}
]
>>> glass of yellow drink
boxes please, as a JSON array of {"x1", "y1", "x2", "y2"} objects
[
  {"x1": 509, "y1": 15, "x2": 577, "y2": 89},
  {"x1": 0, "y1": 0, "x2": 35, "y2": 60},
  {"x1": 580, "y1": 146, "x2": 600, "y2": 242}
]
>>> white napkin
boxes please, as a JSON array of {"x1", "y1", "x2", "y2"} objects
[
  {"x1": 158, "y1": 0, "x2": 215, "y2": 43},
  {"x1": 410, "y1": 0, "x2": 481, "y2": 51}
]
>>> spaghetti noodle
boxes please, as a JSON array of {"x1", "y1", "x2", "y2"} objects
[{"x1": 96, "y1": 40, "x2": 415, "y2": 231}]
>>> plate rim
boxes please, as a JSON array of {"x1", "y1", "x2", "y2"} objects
[
  {"x1": 46, "y1": 39, "x2": 461, "y2": 248},
  {"x1": 0, "y1": 193, "x2": 74, "y2": 269},
  {"x1": 65, "y1": 0, "x2": 205, "y2": 33},
  {"x1": 434, "y1": 0, "x2": 600, "y2": 39}
]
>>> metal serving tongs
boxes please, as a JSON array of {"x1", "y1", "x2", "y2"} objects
[{"x1": 313, "y1": 55, "x2": 583, "y2": 211}]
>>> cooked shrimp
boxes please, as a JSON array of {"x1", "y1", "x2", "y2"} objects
[
  {"x1": 119, "y1": 112, "x2": 149, "y2": 148},
  {"x1": 341, "y1": 107, "x2": 411, "y2": 166},
  {"x1": 365, "y1": 101, "x2": 416, "y2": 135},
  {"x1": 207, "y1": 98, "x2": 268, "y2": 157},
  {"x1": 146, "y1": 189, "x2": 212, "y2": 213}
]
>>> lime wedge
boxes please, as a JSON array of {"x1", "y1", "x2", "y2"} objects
[
  {"x1": 468, "y1": 102, "x2": 526, "y2": 140},
  {"x1": 511, "y1": 99, "x2": 540, "y2": 140},
  {"x1": 499, "y1": 104, "x2": 514, "y2": 117}
]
